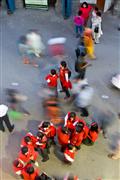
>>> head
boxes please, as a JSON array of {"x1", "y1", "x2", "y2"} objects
[
  {"x1": 62, "y1": 127, "x2": 69, "y2": 134},
  {"x1": 42, "y1": 121, "x2": 50, "y2": 128},
  {"x1": 50, "y1": 69, "x2": 57, "y2": 76},
  {"x1": 84, "y1": 28, "x2": 92, "y2": 36},
  {"x1": 37, "y1": 131, "x2": 44, "y2": 139},
  {"x1": 90, "y1": 122, "x2": 98, "y2": 132},
  {"x1": 76, "y1": 122, "x2": 84, "y2": 129},
  {"x1": 94, "y1": 6, "x2": 99, "y2": 12},
  {"x1": 26, "y1": 166, "x2": 34, "y2": 174},
  {"x1": 75, "y1": 125, "x2": 83, "y2": 133},
  {"x1": 81, "y1": 2, "x2": 88, "y2": 8},
  {"x1": 78, "y1": 10, "x2": 82, "y2": 16},
  {"x1": 60, "y1": 61, "x2": 67, "y2": 69},
  {"x1": 80, "y1": 52, "x2": 86, "y2": 58},
  {"x1": 21, "y1": 146, "x2": 28, "y2": 155},
  {"x1": 24, "y1": 136, "x2": 32, "y2": 144},
  {"x1": 13, "y1": 159, "x2": 21, "y2": 167},
  {"x1": 68, "y1": 112, "x2": 76, "y2": 121},
  {"x1": 96, "y1": 11, "x2": 101, "y2": 17},
  {"x1": 67, "y1": 144, "x2": 74, "y2": 150}
]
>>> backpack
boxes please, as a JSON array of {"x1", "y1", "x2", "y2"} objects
[{"x1": 94, "y1": 26, "x2": 99, "y2": 33}]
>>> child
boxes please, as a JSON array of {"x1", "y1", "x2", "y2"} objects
[
  {"x1": 83, "y1": 122, "x2": 99, "y2": 145},
  {"x1": 92, "y1": 11, "x2": 102, "y2": 44},
  {"x1": 83, "y1": 28, "x2": 96, "y2": 59},
  {"x1": 59, "y1": 61, "x2": 72, "y2": 99},
  {"x1": 45, "y1": 69, "x2": 58, "y2": 97},
  {"x1": 74, "y1": 10, "x2": 84, "y2": 38},
  {"x1": 64, "y1": 144, "x2": 76, "y2": 163}
]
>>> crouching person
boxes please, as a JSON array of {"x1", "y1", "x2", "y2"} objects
[
  {"x1": 64, "y1": 144, "x2": 76, "y2": 164},
  {"x1": 83, "y1": 122, "x2": 99, "y2": 146}
]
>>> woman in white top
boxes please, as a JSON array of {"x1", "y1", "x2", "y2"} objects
[{"x1": 91, "y1": 11, "x2": 103, "y2": 44}]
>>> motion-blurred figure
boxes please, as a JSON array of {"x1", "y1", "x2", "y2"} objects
[
  {"x1": 74, "y1": 81, "x2": 94, "y2": 117},
  {"x1": 5, "y1": 88, "x2": 30, "y2": 116},
  {"x1": 18, "y1": 30, "x2": 45, "y2": 67},
  {"x1": 108, "y1": 132, "x2": 120, "y2": 160},
  {"x1": 48, "y1": 37, "x2": 66, "y2": 60}
]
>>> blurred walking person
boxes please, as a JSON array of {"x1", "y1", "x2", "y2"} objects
[{"x1": 83, "y1": 28, "x2": 96, "y2": 59}]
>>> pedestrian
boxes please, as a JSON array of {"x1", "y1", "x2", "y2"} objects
[
  {"x1": 19, "y1": 146, "x2": 39, "y2": 166},
  {"x1": 57, "y1": 126, "x2": 70, "y2": 152},
  {"x1": 83, "y1": 122, "x2": 99, "y2": 146},
  {"x1": 91, "y1": 6, "x2": 99, "y2": 23},
  {"x1": 22, "y1": 164, "x2": 39, "y2": 180},
  {"x1": 0, "y1": 104, "x2": 14, "y2": 132},
  {"x1": 74, "y1": 84, "x2": 94, "y2": 117},
  {"x1": 5, "y1": 88, "x2": 30, "y2": 116},
  {"x1": 108, "y1": 137, "x2": 120, "y2": 160},
  {"x1": 20, "y1": 135, "x2": 38, "y2": 162},
  {"x1": 74, "y1": 10, "x2": 84, "y2": 38},
  {"x1": 36, "y1": 131, "x2": 49, "y2": 162},
  {"x1": 75, "y1": 37, "x2": 87, "y2": 60},
  {"x1": 92, "y1": 11, "x2": 103, "y2": 44},
  {"x1": 70, "y1": 123, "x2": 85, "y2": 150},
  {"x1": 79, "y1": 1, "x2": 93, "y2": 26},
  {"x1": 64, "y1": 144, "x2": 76, "y2": 163},
  {"x1": 83, "y1": 28, "x2": 96, "y2": 59},
  {"x1": 45, "y1": 69, "x2": 58, "y2": 97},
  {"x1": 38, "y1": 121, "x2": 56, "y2": 145},
  {"x1": 13, "y1": 159, "x2": 25, "y2": 176},
  {"x1": 59, "y1": 61, "x2": 72, "y2": 99},
  {"x1": 64, "y1": 112, "x2": 86, "y2": 132},
  {"x1": 75, "y1": 52, "x2": 91, "y2": 80}
]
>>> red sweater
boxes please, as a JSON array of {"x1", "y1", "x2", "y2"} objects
[
  {"x1": 80, "y1": 5, "x2": 92, "y2": 20},
  {"x1": 64, "y1": 148, "x2": 75, "y2": 163},
  {"x1": 45, "y1": 74, "x2": 58, "y2": 87},
  {"x1": 57, "y1": 126, "x2": 70, "y2": 146},
  {"x1": 22, "y1": 164, "x2": 39, "y2": 180},
  {"x1": 70, "y1": 131, "x2": 85, "y2": 147}
]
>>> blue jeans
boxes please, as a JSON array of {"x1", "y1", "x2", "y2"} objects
[{"x1": 75, "y1": 25, "x2": 83, "y2": 36}]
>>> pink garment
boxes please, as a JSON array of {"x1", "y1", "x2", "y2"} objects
[{"x1": 74, "y1": 16, "x2": 84, "y2": 26}]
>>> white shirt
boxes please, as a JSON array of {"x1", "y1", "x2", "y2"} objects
[{"x1": 0, "y1": 104, "x2": 8, "y2": 117}]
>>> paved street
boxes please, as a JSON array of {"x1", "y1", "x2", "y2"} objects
[{"x1": 0, "y1": 8, "x2": 120, "y2": 180}]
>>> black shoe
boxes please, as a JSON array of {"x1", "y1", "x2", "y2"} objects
[
  {"x1": 9, "y1": 125, "x2": 14, "y2": 133},
  {"x1": 42, "y1": 157, "x2": 49, "y2": 162}
]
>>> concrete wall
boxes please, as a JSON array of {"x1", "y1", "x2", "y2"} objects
[{"x1": 104, "y1": 0, "x2": 112, "y2": 12}]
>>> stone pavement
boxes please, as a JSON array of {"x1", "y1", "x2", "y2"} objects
[{"x1": 0, "y1": 8, "x2": 120, "y2": 180}]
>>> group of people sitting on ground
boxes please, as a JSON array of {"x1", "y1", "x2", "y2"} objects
[
  {"x1": 13, "y1": 111, "x2": 99, "y2": 179},
  {"x1": 74, "y1": 2, "x2": 103, "y2": 51}
]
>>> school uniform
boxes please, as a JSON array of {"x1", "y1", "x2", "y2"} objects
[
  {"x1": 64, "y1": 148, "x2": 75, "y2": 163},
  {"x1": 22, "y1": 164, "x2": 39, "y2": 180}
]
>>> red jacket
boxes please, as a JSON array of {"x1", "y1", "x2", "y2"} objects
[
  {"x1": 88, "y1": 130, "x2": 98, "y2": 142},
  {"x1": 57, "y1": 126, "x2": 70, "y2": 146},
  {"x1": 21, "y1": 132, "x2": 37, "y2": 148},
  {"x1": 22, "y1": 164, "x2": 39, "y2": 180},
  {"x1": 38, "y1": 122, "x2": 56, "y2": 138},
  {"x1": 64, "y1": 148, "x2": 75, "y2": 163},
  {"x1": 70, "y1": 131, "x2": 85, "y2": 147},
  {"x1": 83, "y1": 125, "x2": 89, "y2": 139},
  {"x1": 59, "y1": 67, "x2": 72, "y2": 89},
  {"x1": 18, "y1": 151, "x2": 31, "y2": 166},
  {"x1": 64, "y1": 112, "x2": 80, "y2": 131},
  {"x1": 80, "y1": 5, "x2": 93, "y2": 20},
  {"x1": 13, "y1": 159, "x2": 25, "y2": 175},
  {"x1": 45, "y1": 74, "x2": 58, "y2": 87},
  {"x1": 36, "y1": 135, "x2": 47, "y2": 149}
]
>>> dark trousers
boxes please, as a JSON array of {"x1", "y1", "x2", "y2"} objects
[
  {"x1": 80, "y1": 107, "x2": 89, "y2": 117},
  {"x1": 82, "y1": 138, "x2": 94, "y2": 146},
  {"x1": 37, "y1": 147, "x2": 49, "y2": 161},
  {"x1": 61, "y1": 82, "x2": 70, "y2": 98},
  {"x1": 0, "y1": 114, "x2": 14, "y2": 132}
]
